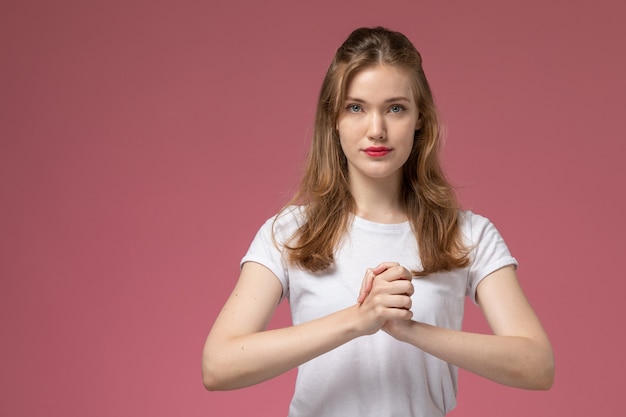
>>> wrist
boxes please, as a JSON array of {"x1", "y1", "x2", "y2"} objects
[
  {"x1": 384, "y1": 319, "x2": 419, "y2": 343},
  {"x1": 344, "y1": 303, "x2": 378, "y2": 338}
]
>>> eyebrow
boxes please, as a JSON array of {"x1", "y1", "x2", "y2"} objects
[{"x1": 345, "y1": 96, "x2": 412, "y2": 104}]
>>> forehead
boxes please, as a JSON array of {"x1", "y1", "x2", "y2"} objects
[{"x1": 345, "y1": 64, "x2": 415, "y2": 102}]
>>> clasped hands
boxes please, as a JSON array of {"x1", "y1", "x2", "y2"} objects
[{"x1": 355, "y1": 262, "x2": 415, "y2": 338}]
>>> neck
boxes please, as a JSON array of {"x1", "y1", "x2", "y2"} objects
[{"x1": 348, "y1": 173, "x2": 406, "y2": 224}]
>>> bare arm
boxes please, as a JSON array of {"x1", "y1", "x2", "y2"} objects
[
  {"x1": 202, "y1": 261, "x2": 413, "y2": 390},
  {"x1": 381, "y1": 266, "x2": 554, "y2": 390}
]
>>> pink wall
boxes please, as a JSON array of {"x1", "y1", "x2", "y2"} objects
[{"x1": 1, "y1": 1, "x2": 624, "y2": 415}]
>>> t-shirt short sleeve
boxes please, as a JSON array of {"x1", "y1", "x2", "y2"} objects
[
  {"x1": 240, "y1": 208, "x2": 302, "y2": 301},
  {"x1": 465, "y1": 211, "x2": 518, "y2": 304}
]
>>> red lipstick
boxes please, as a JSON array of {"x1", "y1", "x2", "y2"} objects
[{"x1": 363, "y1": 146, "x2": 391, "y2": 157}]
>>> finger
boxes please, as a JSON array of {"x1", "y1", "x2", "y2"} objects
[
  {"x1": 387, "y1": 279, "x2": 414, "y2": 297},
  {"x1": 387, "y1": 293, "x2": 413, "y2": 311},
  {"x1": 359, "y1": 263, "x2": 398, "y2": 302},
  {"x1": 372, "y1": 262, "x2": 399, "y2": 275},
  {"x1": 376, "y1": 265, "x2": 413, "y2": 282},
  {"x1": 405, "y1": 281, "x2": 415, "y2": 296},
  {"x1": 357, "y1": 268, "x2": 375, "y2": 304}
]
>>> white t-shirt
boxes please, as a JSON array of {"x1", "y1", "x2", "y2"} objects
[{"x1": 241, "y1": 207, "x2": 517, "y2": 417}]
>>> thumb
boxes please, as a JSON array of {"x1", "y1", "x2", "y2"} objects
[{"x1": 357, "y1": 268, "x2": 376, "y2": 304}]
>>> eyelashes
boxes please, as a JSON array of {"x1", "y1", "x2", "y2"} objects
[{"x1": 344, "y1": 104, "x2": 406, "y2": 114}]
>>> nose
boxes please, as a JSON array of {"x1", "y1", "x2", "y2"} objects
[{"x1": 367, "y1": 112, "x2": 386, "y2": 140}]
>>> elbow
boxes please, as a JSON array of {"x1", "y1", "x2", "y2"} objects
[
  {"x1": 202, "y1": 351, "x2": 247, "y2": 391},
  {"x1": 202, "y1": 366, "x2": 219, "y2": 391},
  {"x1": 202, "y1": 361, "x2": 230, "y2": 391},
  {"x1": 202, "y1": 337, "x2": 251, "y2": 391},
  {"x1": 505, "y1": 359, "x2": 554, "y2": 390},
  {"x1": 534, "y1": 355, "x2": 555, "y2": 390},
  {"x1": 501, "y1": 341, "x2": 554, "y2": 390},
  {"x1": 523, "y1": 346, "x2": 555, "y2": 390},
  {"x1": 203, "y1": 376, "x2": 221, "y2": 392},
  {"x1": 202, "y1": 336, "x2": 236, "y2": 391},
  {"x1": 202, "y1": 351, "x2": 230, "y2": 391},
  {"x1": 528, "y1": 367, "x2": 554, "y2": 391}
]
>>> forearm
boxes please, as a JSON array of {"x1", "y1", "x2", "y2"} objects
[
  {"x1": 202, "y1": 305, "x2": 363, "y2": 390},
  {"x1": 392, "y1": 321, "x2": 554, "y2": 390}
]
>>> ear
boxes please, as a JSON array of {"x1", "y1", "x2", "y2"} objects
[{"x1": 415, "y1": 114, "x2": 423, "y2": 130}]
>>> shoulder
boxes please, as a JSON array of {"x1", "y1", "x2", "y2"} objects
[
  {"x1": 458, "y1": 210, "x2": 511, "y2": 249},
  {"x1": 243, "y1": 206, "x2": 307, "y2": 268},
  {"x1": 460, "y1": 210, "x2": 518, "y2": 301},
  {"x1": 273, "y1": 205, "x2": 306, "y2": 227},
  {"x1": 259, "y1": 205, "x2": 306, "y2": 244},
  {"x1": 459, "y1": 209, "x2": 517, "y2": 266},
  {"x1": 458, "y1": 210, "x2": 493, "y2": 236},
  {"x1": 458, "y1": 209, "x2": 490, "y2": 225}
]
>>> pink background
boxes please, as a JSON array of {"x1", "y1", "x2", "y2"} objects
[{"x1": 2, "y1": 1, "x2": 625, "y2": 416}]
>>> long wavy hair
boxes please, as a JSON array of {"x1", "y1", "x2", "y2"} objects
[{"x1": 279, "y1": 26, "x2": 469, "y2": 276}]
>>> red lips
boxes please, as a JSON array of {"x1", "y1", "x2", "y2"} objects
[{"x1": 363, "y1": 146, "x2": 391, "y2": 157}]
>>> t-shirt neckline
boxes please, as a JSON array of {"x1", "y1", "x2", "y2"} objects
[{"x1": 351, "y1": 214, "x2": 411, "y2": 232}]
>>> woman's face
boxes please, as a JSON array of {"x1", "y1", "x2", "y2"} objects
[{"x1": 336, "y1": 64, "x2": 421, "y2": 187}]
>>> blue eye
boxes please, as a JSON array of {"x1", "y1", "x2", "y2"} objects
[
  {"x1": 347, "y1": 104, "x2": 362, "y2": 113},
  {"x1": 390, "y1": 105, "x2": 404, "y2": 113}
]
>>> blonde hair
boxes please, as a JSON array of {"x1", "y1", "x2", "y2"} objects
[{"x1": 280, "y1": 27, "x2": 469, "y2": 276}]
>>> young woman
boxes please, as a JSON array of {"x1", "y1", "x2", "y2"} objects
[{"x1": 202, "y1": 27, "x2": 554, "y2": 416}]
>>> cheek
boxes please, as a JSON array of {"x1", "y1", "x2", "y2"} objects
[
  {"x1": 339, "y1": 139, "x2": 351, "y2": 158},
  {"x1": 336, "y1": 134, "x2": 349, "y2": 156},
  {"x1": 392, "y1": 123, "x2": 418, "y2": 145},
  {"x1": 398, "y1": 128, "x2": 418, "y2": 159},
  {"x1": 337, "y1": 124, "x2": 357, "y2": 148}
]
